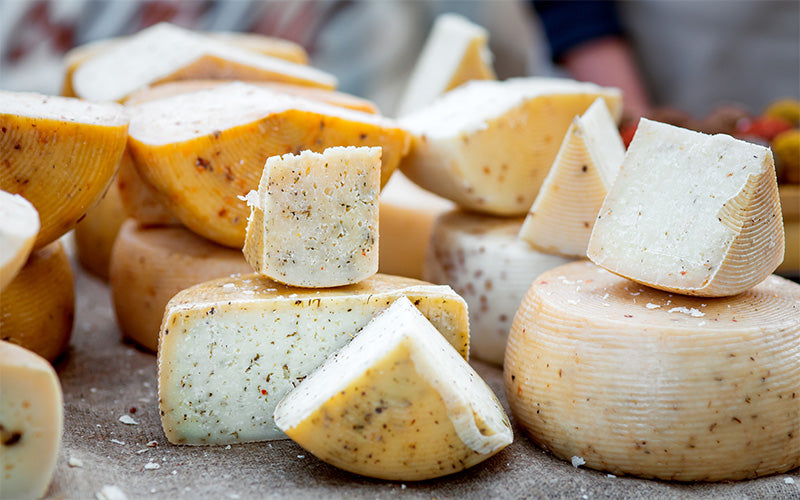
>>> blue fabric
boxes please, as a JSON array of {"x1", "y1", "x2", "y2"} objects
[{"x1": 532, "y1": 1, "x2": 624, "y2": 61}]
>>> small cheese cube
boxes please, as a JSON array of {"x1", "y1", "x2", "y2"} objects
[{"x1": 243, "y1": 147, "x2": 380, "y2": 288}]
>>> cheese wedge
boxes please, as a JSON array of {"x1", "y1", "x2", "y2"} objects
[
  {"x1": 504, "y1": 260, "x2": 800, "y2": 481},
  {"x1": 519, "y1": 98, "x2": 624, "y2": 257},
  {"x1": 399, "y1": 78, "x2": 622, "y2": 216},
  {"x1": 0, "y1": 242, "x2": 73, "y2": 362},
  {"x1": 275, "y1": 297, "x2": 511, "y2": 480},
  {"x1": 72, "y1": 22, "x2": 334, "y2": 102},
  {"x1": 0, "y1": 191, "x2": 39, "y2": 291},
  {"x1": 243, "y1": 147, "x2": 380, "y2": 287},
  {"x1": 587, "y1": 118, "x2": 784, "y2": 297},
  {"x1": 378, "y1": 172, "x2": 455, "y2": 280},
  {"x1": 0, "y1": 341, "x2": 63, "y2": 500},
  {"x1": 116, "y1": 150, "x2": 181, "y2": 227},
  {"x1": 0, "y1": 91, "x2": 128, "y2": 249},
  {"x1": 110, "y1": 220, "x2": 251, "y2": 352},
  {"x1": 158, "y1": 273, "x2": 469, "y2": 444},
  {"x1": 127, "y1": 82, "x2": 410, "y2": 247},
  {"x1": 424, "y1": 210, "x2": 572, "y2": 365},
  {"x1": 395, "y1": 13, "x2": 496, "y2": 117},
  {"x1": 74, "y1": 173, "x2": 127, "y2": 280}
]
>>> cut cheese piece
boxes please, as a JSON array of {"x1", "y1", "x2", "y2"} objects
[
  {"x1": 243, "y1": 147, "x2": 380, "y2": 288},
  {"x1": 0, "y1": 91, "x2": 128, "y2": 249},
  {"x1": 0, "y1": 242, "x2": 73, "y2": 362},
  {"x1": 0, "y1": 341, "x2": 63, "y2": 500},
  {"x1": 0, "y1": 191, "x2": 39, "y2": 291},
  {"x1": 395, "y1": 13, "x2": 495, "y2": 117},
  {"x1": 72, "y1": 22, "x2": 334, "y2": 102},
  {"x1": 109, "y1": 220, "x2": 251, "y2": 352},
  {"x1": 424, "y1": 210, "x2": 572, "y2": 365},
  {"x1": 127, "y1": 82, "x2": 410, "y2": 248},
  {"x1": 158, "y1": 273, "x2": 469, "y2": 444},
  {"x1": 504, "y1": 260, "x2": 800, "y2": 481},
  {"x1": 519, "y1": 98, "x2": 624, "y2": 257},
  {"x1": 399, "y1": 78, "x2": 622, "y2": 216},
  {"x1": 116, "y1": 150, "x2": 181, "y2": 227},
  {"x1": 275, "y1": 297, "x2": 511, "y2": 480},
  {"x1": 587, "y1": 118, "x2": 784, "y2": 297},
  {"x1": 74, "y1": 173, "x2": 127, "y2": 280},
  {"x1": 378, "y1": 172, "x2": 455, "y2": 280}
]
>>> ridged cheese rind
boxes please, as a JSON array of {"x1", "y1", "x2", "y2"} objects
[
  {"x1": 116, "y1": 150, "x2": 181, "y2": 227},
  {"x1": 74, "y1": 172, "x2": 127, "y2": 280},
  {"x1": 0, "y1": 191, "x2": 39, "y2": 291},
  {"x1": 504, "y1": 260, "x2": 800, "y2": 481}
]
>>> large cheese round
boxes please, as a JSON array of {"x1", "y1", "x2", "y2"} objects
[
  {"x1": 73, "y1": 173, "x2": 127, "y2": 280},
  {"x1": 504, "y1": 260, "x2": 800, "y2": 481},
  {"x1": 109, "y1": 220, "x2": 252, "y2": 352}
]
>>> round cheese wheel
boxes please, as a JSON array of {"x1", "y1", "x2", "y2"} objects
[
  {"x1": 73, "y1": 173, "x2": 127, "y2": 280},
  {"x1": 116, "y1": 149, "x2": 181, "y2": 227},
  {"x1": 504, "y1": 260, "x2": 800, "y2": 481}
]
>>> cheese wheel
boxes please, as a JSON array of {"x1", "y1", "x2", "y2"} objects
[
  {"x1": 519, "y1": 98, "x2": 624, "y2": 258},
  {"x1": 275, "y1": 297, "x2": 512, "y2": 481},
  {"x1": 399, "y1": 78, "x2": 622, "y2": 216},
  {"x1": 396, "y1": 13, "x2": 495, "y2": 117},
  {"x1": 777, "y1": 185, "x2": 799, "y2": 274},
  {"x1": 116, "y1": 150, "x2": 181, "y2": 227},
  {"x1": 109, "y1": 220, "x2": 251, "y2": 352},
  {"x1": 378, "y1": 172, "x2": 455, "y2": 280},
  {"x1": 73, "y1": 173, "x2": 127, "y2": 280},
  {"x1": 0, "y1": 341, "x2": 63, "y2": 500},
  {"x1": 0, "y1": 191, "x2": 39, "y2": 291},
  {"x1": 243, "y1": 147, "x2": 380, "y2": 287},
  {"x1": 424, "y1": 210, "x2": 572, "y2": 365},
  {"x1": 588, "y1": 118, "x2": 784, "y2": 297},
  {"x1": 0, "y1": 91, "x2": 128, "y2": 249},
  {"x1": 0, "y1": 242, "x2": 74, "y2": 362},
  {"x1": 504, "y1": 260, "x2": 800, "y2": 481},
  {"x1": 127, "y1": 82, "x2": 410, "y2": 248},
  {"x1": 158, "y1": 273, "x2": 469, "y2": 444},
  {"x1": 73, "y1": 22, "x2": 334, "y2": 103}
]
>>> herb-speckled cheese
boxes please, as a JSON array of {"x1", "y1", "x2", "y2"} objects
[{"x1": 157, "y1": 273, "x2": 469, "y2": 445}]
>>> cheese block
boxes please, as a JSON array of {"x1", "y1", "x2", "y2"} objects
[
  {"x1": 519, "y1": 98, "x2": 624, "y2": 257},
  {"x1": 424, "y1": 210, "x2": 572, "y2": 365},
  {"x1": 504, "y1": 260, "x2": 800, "y2": 481},
  {"x1": 587, "y1": 118, "x2": 784, "y2": 297},
  {"x1": 116, "y1": 150, "x2": 181, "y2": 227},
  {"x1": 109, "y1": 220, "x2": 251, "y2": 352},
  {"x1": 275, "y1": 297, "x2": 511, "y2": 480},
  {"x1": 72, "y1": 22, "x2": 334, "y2": 102},
  {"x1": 158, "y1": 273, "x2": 469, "y2": 444},
  {"x1": 0, "y1": 341, "x2": 63, "y2": 500},
  {"x1": 395, "y1": 13, "x2": 495, "y2": 117},
  {"x1": 0, "y1": 91, "x2": 128, "y2": 249},
  {"x1": 0, "y1": 242, "x2": 74, "y2": 362},
  {"x1": 74, "y1": 173, "x2": 127, "y2": 280},
  {"x1": 378, "y1": 172, "x2": 455, "y2": 280},
  {"x1": 127, "y1": 82, "x2": 410, "y2": 247},
  {"x1": 0, "y1": 191, "x2": 39, "y2": 291},
  {"x1": 243, "y1": 147, "x2": 380, "y2": 288},
  {"x1": 399, "y1": 78, "x2": 622, "y2": 216}
]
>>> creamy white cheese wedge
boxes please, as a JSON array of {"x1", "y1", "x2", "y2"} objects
[
  {"x1": 505, "y1": 260, "x2": 800, "y2": 481},
  {"x1": 587, "y1": 118, "x2": 784, "y2": 297},
  {"x1": 158, "y1": 273, "x2": 469, "y2": 445},
  {"x1": 0, "y1": 191, "x2": 39, "y2": 291},
  {"x1": 519, "y1": 98, "x2": 624, "y2": 257},
  {"x1": 274, "y1": 297, "x2": 512, "y2": 481}
]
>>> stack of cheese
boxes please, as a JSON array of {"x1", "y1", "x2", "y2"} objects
[
  {"x1": 157, "y1": 145, "x2": 512, "y2": 480},
  {"x1": 504, "y1": 118, "x2": 798, "y2": 481}
]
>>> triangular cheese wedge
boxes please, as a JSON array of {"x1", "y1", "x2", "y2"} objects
[
  {"x1": 0, "y1": 191, "x2": 39, "y2": 291},
  {"x1": 519, "y1": 98, "x2": 624, "y2": 257},
  {"x1": 275, "y1": 297, "x2": 512, "y2": 481}
]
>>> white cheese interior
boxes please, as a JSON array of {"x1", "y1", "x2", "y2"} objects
[
  {"x1": 0, "y1": 90, "x2": 127, "y2": 124},
  {"x1": 578, "y1": 98, "x2": 625, "y2": 186},
  {"x1": 0, "y1": 191, "x2": 39, "y2": 269}
]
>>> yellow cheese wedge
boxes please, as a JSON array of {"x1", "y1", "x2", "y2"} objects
[
  {"x1": 396, "y1": 13, "x2": 496, "y2": 117},
  {"x1": 158, "y1": 273, "x2": 469, "y2": 444},
  {"x1": 0, "y1": 92, "x2": 128, "y2": 250},
  {"x1": 519, "y1": 98, "x2": 624, "y2": 258},
  {"x1": 109, "y1": 220, "x2": 251, "y2": 352},
  {"x1": 424, "y1": 210, "x2": 572, "y2": 365},
  {"x1": 243, "y1": 146, "x2": 380, "y2": 287},
  {"x1": 504, "y1": 260, "x2": 800, "y2": 481},
  {"x1": 0, "y1": 191, "x2": 39, "y2": 291},
  {"x1": 72, "y1": 22, "x2": 335, "y2": 103},
  {"x1": 777, "y1": 185, "x2": 799, "y2": 274},
  {"x1": 0, "y1": 341, "x2": 63, "y2": 500},
  {"x1": 587, "y1": 118, "x2": 784, "y2": 297},
  {"x1": 378, "y1": 172, "x2": 455, "y2": 280},
  {"x1": 399, "y1": 78, "x2": 622, "y2": 216},
  {"x1": 127, "y1": 82, "x2": 410, "y2": 248},
  {"x1": 116, "y1": 150, "x2": 181, "y2": 227},
  {"x1": 73, "y1": 174, "x2": 127, "y2": 280},
  {"x1": 275, "y1": 297, "x2": 511, "y2": 481},
  {"x1": 0, "y1": 242, "x2": 74, "y2": 362}
]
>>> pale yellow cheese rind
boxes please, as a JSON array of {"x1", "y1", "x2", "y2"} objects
[{"x1": 74, "y1": 172, "x2": 127, "y2": 280}]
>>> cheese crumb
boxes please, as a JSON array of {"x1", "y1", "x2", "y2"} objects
[
  {"x1": 785, "y1": 477, "x2": 795, "y2": 484},
  {"x1": 667, "y1": 306, "x2": 705, "y2": 317},
  {"x1": 68, "y1": 457, "x2": 84, "y2": 468},
  {"x1": 118, "y1": 415, "x2": 138, "y2": 425},
  {"x1": 96, "y1": 485, "x2": 128, "y2": 500},
  {"x1": 571, "y1": 456, "x2": 586, "y2": 468},
  {"x1": 110, "y1": 439, "x2": 125, "y2": 445},
  {"x1": 645, "y1": 303, "x2": 661, "y2": 309},
  {"x1": 607, "y1": 474, "x2": 616, "y2": 478},
  {"x1": 144, "y1": 462, "x2": 160, "y2": 470}
]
